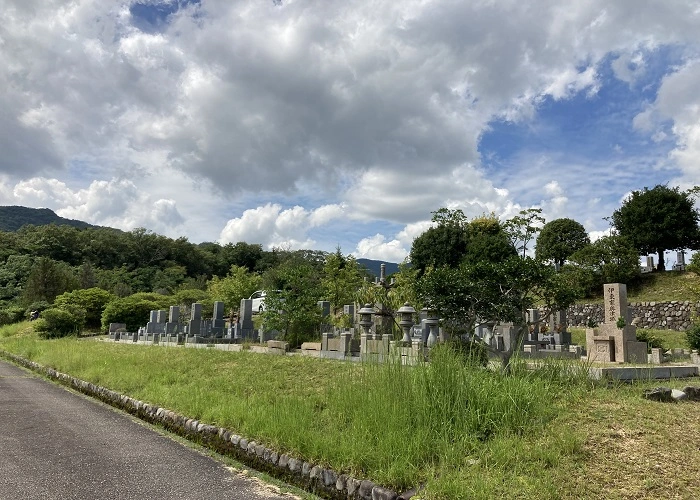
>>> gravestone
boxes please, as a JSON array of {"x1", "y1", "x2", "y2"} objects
[
  {"x1": 164, "y1": 306, "x2": 180, "y2": 335},
  {"x1": 188, "y1": 303, "x2": 202, "y2": 335},
  {"x1": 586, "y1": 283, "x2": 647, "y2": 363},
  {"x1": 238, "y1": 298, "x2": 254, "y2": 339},
  {"x1": 146, "y1": 309, "x2": 166, "y2": 335},
  {"x1": 212, "y1": 301, "x2": 226, "y2": 337}
]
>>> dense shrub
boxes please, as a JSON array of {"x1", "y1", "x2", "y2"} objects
[
  {"x1": 34, "y1": 308, "x2": 84, "y2": 338},
  {"x1": 441, "y1": 337, "x2": 489, "y2": 367},
  {"x1": 0, "y1": 306, "x2": 26, "y2": 325},
  {"x1": 686, "y1": 324, "x2": 700, "y2": 350},
  {"x1": 100, "y1": 293, "x2": 172, "y2": 332},
  {"x1": 637, "y1": 330, "x2": 665, "y2": 351},
  {"x1": 54, "y1": 288, "x2": 115, "y2": 329}
]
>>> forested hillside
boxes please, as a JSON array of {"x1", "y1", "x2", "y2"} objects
[
  {"x1": 0, "y1": 216, "x2": 402, "y2": 335},
  {"x1": 0, "y1": 206, "x2": 97, "y2": 231}
]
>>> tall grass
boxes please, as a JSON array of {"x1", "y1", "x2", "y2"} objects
[{"x1": 0, "y1": 334, "x2": 588, "y2": 496}]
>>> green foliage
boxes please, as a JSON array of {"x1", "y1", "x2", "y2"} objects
[
  {"x1": 535, "y1": 218, "x2": 590, "y2": 267},
  {"x1": 173, "y1": 288, "x2": 211, "y2": 307},
  {"x1": 685, "y1": 323, "x2": 700, "y2": 350},
  {"x1": 22, "y1": 257, "x2": 78, "y2": 304},
  {"x1": 686, "y1": 252, "x2": 700, "y2": 274},
  {"x1": 612, "y1": 185, "x2": 700, "y2": 270},
  {"x1": 34, "y1": 307, "x2": 84, "y2": 338},
  {"x1": 409, "y1": 209, "x2": 470, "y2": 274},
  {"x1": 616, "y1": 316, "x2": 626, "y2": 329},
  {"x1": 262, "y1": 262, "x2": 323, "y2": 347},
  {"x1": 321, "y1": 248, "x2": 365, "y2": 315},
  {"x1": 207, "y1": 265, "x2": 262, "y2": 314},
  {"x1": 410, "y1": 210, "x2": 516, "y2": 276},
  {"x1": 0, "y1": 306, "x2": 26, "y2": 325},
  {"x1": 442, "y1": 337, "x2": 489, "y2": 367},
  {"x1": 636, "y1": 329, "x2": 665, "y2": 351},
  {"x1": 53, "y1": 288, "x2": 115, "y2": 329},
  {"x1": 464, "y1": 213, "x2": 517, "y2": 265},
  {"x1": 567, "y1": 235, "x2": 640, "y2": 294},
  {"x1": 503, "y1": 208, "x2": 545, "y2": 258},
  {"x1": 100, "y1": 293, "x2": 172, "y2": 332}
]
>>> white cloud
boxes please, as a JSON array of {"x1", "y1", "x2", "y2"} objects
[
  {"x1": 611, "y1": 50, "x2": 646, "y2": 84},
  {"x1": 1, "y1": 176, "x2": 184, "y2": 235},
  {"x1": 1, "y1": 1, "x2": 700, "y2": 254},
  {"x1": 218, "y1": 202, "x2": 345, "y2": 249},
  {"x1": 354, "y1": 234, "x2": 408, "y2": 262}
]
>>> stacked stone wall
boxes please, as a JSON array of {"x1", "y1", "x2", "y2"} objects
[{"x1": 562, "y1": 301, "x2": 700, "y2": 331}]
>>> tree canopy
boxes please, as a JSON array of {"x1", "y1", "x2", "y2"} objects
[
  {"x1": 535, "y1": 218, "x2": 590, "y2": 268},
  {"x1": 409, "y1": 209, "x2": 515, "y2": 275},
  {"x1": 611, "y1": 185, "x2": 700, "y2": 271}
]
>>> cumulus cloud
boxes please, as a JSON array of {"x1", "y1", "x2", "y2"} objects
[
  {"x1": 1, "y1": 1, "x2": 700, "y2": 253},
  {"x1": 354, "y1": 234, "x2": 409, "y2": 262},
  {"x1": 218, "y1": 202, "x2": 345, "y2": 249},
  {"x1": 0, "y1": 176, "x2": 184, "y2": 234}
]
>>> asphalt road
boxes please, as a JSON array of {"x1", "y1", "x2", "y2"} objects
[{"x1": 0, "y1": 359, "x2": 300, "y2": 500}]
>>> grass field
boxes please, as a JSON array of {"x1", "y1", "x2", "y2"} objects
[
  {"x1": 2, "y1": 323, "x2": 699, "y2": 499},
  {"x1": 577, "y1": 270, "x2": 700, "y2": 304}
]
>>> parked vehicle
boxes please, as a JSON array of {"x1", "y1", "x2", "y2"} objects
[{"x1": 249, "y1": 290, "x2": 283, "y2": 313}]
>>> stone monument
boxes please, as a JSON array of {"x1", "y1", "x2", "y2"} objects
[{"x1": 586, "y1": 283, "x2": 647, "y2": 363}]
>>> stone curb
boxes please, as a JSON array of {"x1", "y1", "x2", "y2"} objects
[{"x1": 0, "y1": 351, "x2": 407, "y2": 500}]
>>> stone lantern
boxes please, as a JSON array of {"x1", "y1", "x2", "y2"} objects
[
  {"x1": 424, "y1": 308, "x2": 439, "y2": 347},
  {"x1": 358, "y1": 304, "x2": 374, "y2": 336},
  {"x1": 397, "y1": 302, "x2": 416, "y2": 343}
]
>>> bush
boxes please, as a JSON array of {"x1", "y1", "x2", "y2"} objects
[
  {"x1": 441, "y1": 337, "x2": 489, "y2": 367},
  {"x1": 686, "y1": 324, "x2": 700, "y2": 350},
  {"x1": 100, "y1": 293, "x2": 172, "y2": 331},
  {"x1": 637, "y1": 330, "x2": 665, "y2": 351},
  {"x1": 54, "y1": 288, "x2": 115, "y2": 329},
  {"x1": 0, "y1": 306, "x2": 27, "y2": 325},
  {"x1": 686, "y1": 253, "x2": 700, "y2": 274},
  {"x1": 34, "y1": 308, "x2": 83, "y2": 338}
]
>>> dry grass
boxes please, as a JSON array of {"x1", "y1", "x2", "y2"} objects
[{"x1": 555, "y1": 383, "x2": 700, "y2": 499}]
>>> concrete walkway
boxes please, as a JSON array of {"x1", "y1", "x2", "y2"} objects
[{"x1": 0, "y1": 359, "x2": 302, "y2": 500}]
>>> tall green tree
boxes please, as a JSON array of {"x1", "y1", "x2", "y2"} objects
[
  {"x1": 207, "y1": 265, "x2": 262, "y2": 315},
  {"x1": 321, "y1": 248, "x2": 365, "y2": 315},
  {"x1": 612, "y1": 185, "x2": 700, "y2": 271},
  {"x1": 262, "y1": 261, "x2": 323, "y2": 347},
  {"x1": 535, "y1": 218, "x2": 590, "y2": 268},
  {"x1": 409, "y1": 209, "x2": 470, "y2": 275},
  {"x1": 22, "y1": 257, "x2": 78, "y2": 305},
  {"x1": 415, "y1": 210, "x2": 577, "y2": 371},
  {"x1": 566, "y1": 235, "x2": 640, "y2": 292}
]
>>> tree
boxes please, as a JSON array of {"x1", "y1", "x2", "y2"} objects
[
  {"x1": 22, "y1": 257, "x2": 78, "y2": 305},
  {"x1": 416, "y1": 255, "x2": 576, "y2": 372},
  {"x1": 566, "y1": 235, "x2": 640, "y2": 292},
  {"x1": 409, "y1": 209, "x2": 470, "y2": 275},
  {"x1": 535, "y1": 218, "x2": 590, "y2": 268},
  {"x1": 463, "y1": 213, "x2": 517, "y2": 264},
  {"x1": 262, "y1": 261, "x2": 323, "y2": 347},
  {"x1": 54, "y1": 288, "x2": 115, "y2": 329},
  {"x1": 503, "y1": 208, "x2": 545, "y2": 258},
  {"x1": 207, "y1": 265, "x2": 262, "y2": 315},
  {"x1": 415, "y1": 210, "x2": 577, "y2": 372},
  {"x1": 612, "y1": 185, "x2": 700, "y2": 271},
  {"x1": 321, "y1": 248, "x2": 365, "y2": 315},
  {"x1": 410, "y1": 209, "x2": 517, "y2": 274}
]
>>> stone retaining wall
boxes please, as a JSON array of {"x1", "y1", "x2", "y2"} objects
[
  {"x1": 556, "y1": 301, "x2": 700, "y2": 331},
  {"x1": 0, "y1": 351, "x2": 407, "y2": 500}
]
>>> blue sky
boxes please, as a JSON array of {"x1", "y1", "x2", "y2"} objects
[{"x1": 2, "y1": 1, "x2": 700, "y2": 266}]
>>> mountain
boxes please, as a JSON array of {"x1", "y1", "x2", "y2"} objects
[
  {"x1": 0, "y1": 206, "x2": 97, "y2": 231},
  {"x1": 356, "y1": 258, "x2": 402, "y2": 278}
]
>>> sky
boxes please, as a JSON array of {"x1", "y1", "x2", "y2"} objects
[{"x1": 2, "y1": 1, "x2": 700, "y2": 265}]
